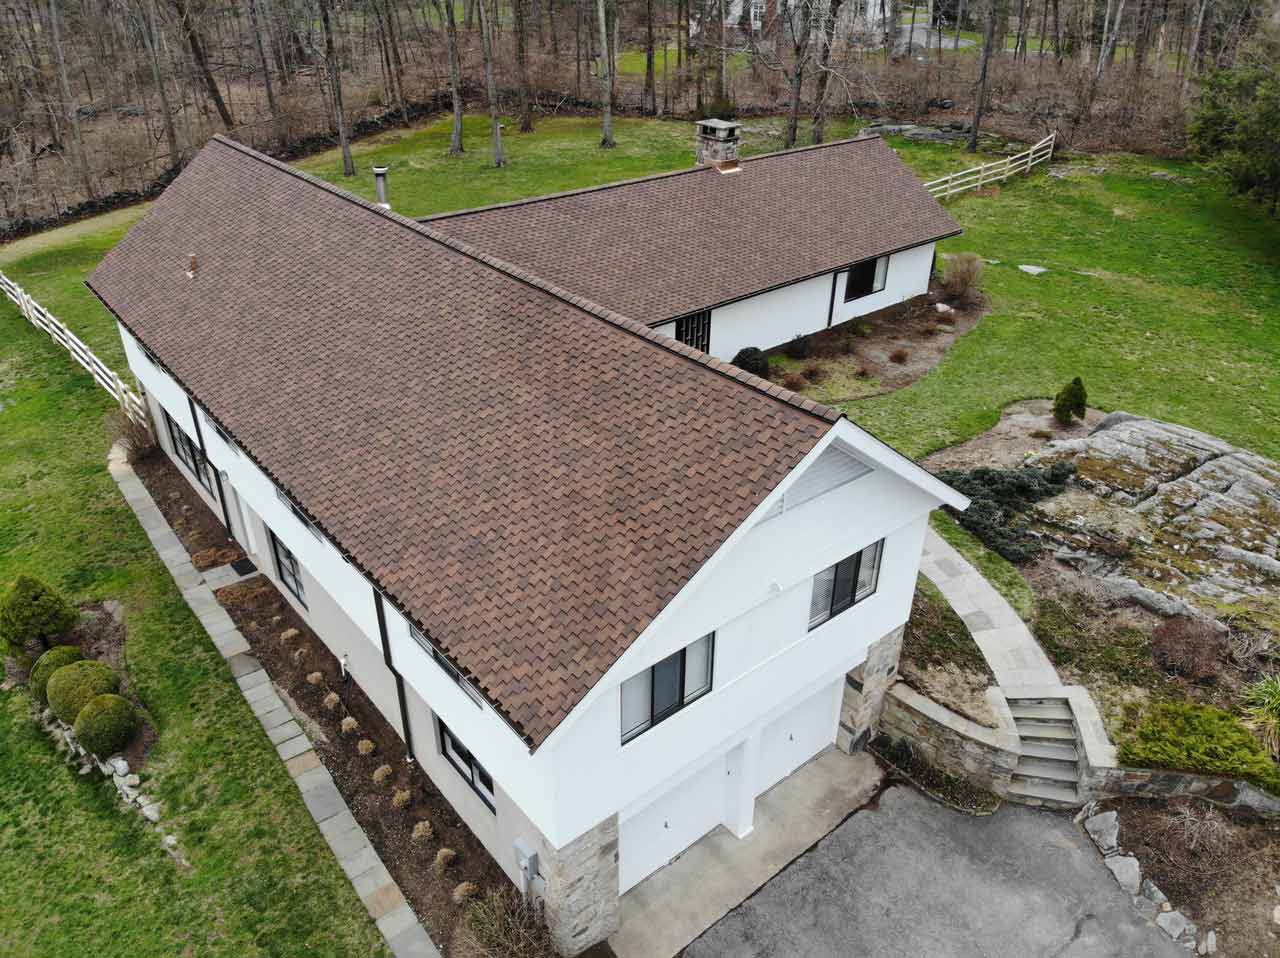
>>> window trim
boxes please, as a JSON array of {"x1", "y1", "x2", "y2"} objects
[
  {"x1": 267, "y1": 527, "x2": 308, "y2": 608},
  {"x1": 843, "y1": 255, "x2": 889, "y2": 302},
  {"x1": 621, "y1": 633, "x2": 715, "y2": 745},
  {"x1": 673, "y1": 309, "x2": 712, "y2": 353},
  {"x1": 409, "y1": 625, "x2": 485, "y2": 708},
  {"x1": 808, "y1": 539, "x2": 883, "y2": 631},
  {"x1": 439, "y1": 719, "x2": 496, "y2": 812},
  {"x1": 162, "y1": 409, "x2": 214, "y2": 495}
]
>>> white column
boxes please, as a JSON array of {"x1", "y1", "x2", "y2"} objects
[{"x1": 724, "y1": 734, "x2": 760, "y2": 839}]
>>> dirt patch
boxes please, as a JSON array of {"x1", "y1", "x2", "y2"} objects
[
  {"x1": 1112, "y1": 798, "x2": 1280, "y2": 957},
  {"x1": 900, "y1": 583, "x2": 997, "y2": 727},
  {"x1": 134, "y1": 453, "x2": 244, "y2": 571},
  {"x1": 768, "y1": 292, "x2": 984, "y2": 404},
  {"x1": 923, "y1": 399, "x2": 1107, "y2": 472},
  {"x1": 215, "y1": 575, "x2": 507, "y2": 955}
]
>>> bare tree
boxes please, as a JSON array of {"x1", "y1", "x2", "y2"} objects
[
  {"x1": 513, "y1": 0, "x2": 536, "y2": 131},
  {"x1": 318, "y1": 0, "x2": 354, "y2": 175},
  {"x1": 245, "y1": 0, "x2": 279, "y2": 141},
  {"x1": 477, "y1": 0, "x2": 506, "y2": 165},
  {"x1": 812, "y1": 0, "x2": 849, "y2": 142},
  {"x1": 172, "y1": 0, "x2": 234, "y2": 129},
  {"x1": 597, "y1": 0, "x2": 616, "y2": 146},
  {"x1": 969, "y1": 0, "x2": 1000, "y2": 151},
  {"x1": 429, "y1": 0, "x2": 466, "y2": 154},
  {"x1": 46, "y1": 0, "x2": 94, "y2": 199}
]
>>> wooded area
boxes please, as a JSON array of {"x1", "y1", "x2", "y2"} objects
[{"x1": 1, "y1": 0, "x2": 1276, "y2": 230}]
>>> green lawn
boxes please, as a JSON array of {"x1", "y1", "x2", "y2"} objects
[{"x1": 0, "y1": 310, "x2": 387, "y2": 953}]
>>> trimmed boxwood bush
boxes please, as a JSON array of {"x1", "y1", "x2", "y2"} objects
[
  {"x1": 47, "y1": 660, "x2": 120, "y2": 725},
  {"x1": 73, "y1": 693, "x2": 139, "y2": 758},
  {"x1": 29, "y1": 645, "x2": 84, "y2": 704},
  {"x1": 0, "y1": 575, "x2": 78, "y2": 653},
  {"x1": 1119, "y1": 700, "x2": 1280, "y2": 796}
]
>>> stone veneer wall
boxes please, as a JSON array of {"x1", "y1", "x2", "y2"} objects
[
  {"x1": 541, "y1": 814, "x2": 620, "y2": 956},
  {"x1": 837, "y1": 626, "x2": 904, "y2": 754},
  {"x1": 1088, "y1": 766, "x2": 1280, "y2": 818},
  {"x1": 878, "y1": 682, "x2": 1020, "y2": 794}
]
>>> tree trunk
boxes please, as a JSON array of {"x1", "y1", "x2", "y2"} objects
[
  {"x1": 246, "y1": 0, "x2": 281, "y2": 141},
  {"x1": 318, "y1": 0, "x2": 354, "y2": 176},
  {"x1": 477, "y1": 0, "x2": 506, "y2": 165},
  {"x1": 969, "y1": 0, "x2": 998, "y2": 151},
  {"x1": 645, "y1": 0, "x2": 657, "y2": 112},
  {"x1": 47, "y1": 0, "x2": 95, "y2": 199},
  {"x1": 514, "y1": 0, "x2": 535, "y2": 131},
  {"x1": 140, "y1": 0, "x2": 182, "y2": 164},
  {"x1": 1180, "y1": 0, "x2": 1210, "y2": 99},
  {"x1": 813, "y1": 0, "x2": 848, "y2": 142},
  {"x1": 176, "y1": 2, "x2": 234, "y2": 129},
  {"x1": 597, "y1": 0, "x2": 616, "y2": 145},
  {"x1": 431, "y1": 0, "x2": 466, "y2": 153}
]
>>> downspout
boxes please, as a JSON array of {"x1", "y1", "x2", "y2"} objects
[
  {"x1": 373, "y1": 587, "x2": 417, "y2": 763},
  {"x1": 187, "y1": 395, "x2": 235, "y2": 535}
]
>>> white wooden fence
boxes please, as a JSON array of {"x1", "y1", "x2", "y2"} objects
[
  {"x1": 0, "y1": 269, "x2": 146, "y2": 423},
  {"x1": 924, "y1": 132, "x2": 1057, "y2": 200}
]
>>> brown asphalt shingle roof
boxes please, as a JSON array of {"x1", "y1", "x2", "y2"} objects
[
  {"x1": 87, "y1": 136, "x2": 837, "y2": 748},
  {"x1": 427, "y1": 135, "x2": 962, "y2": 324}
]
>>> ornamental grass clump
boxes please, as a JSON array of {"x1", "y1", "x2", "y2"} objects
[
  {"x1": 942, "y1": 252, "x2": 985, "y2": 307},
  {"x1": 47, "y1": 659, "x2": 120, "y2": 724},
  {"x1": 74, "y1": 693, "x2": 139, "y2": 757},
  {"x1": 322, "y1": 691, "x2": 340, "y2": 710},
  {"x1": 0, "y1": 575, "x2": 78, "y2": 655},
  {"x1": 305, "y1": 671, "x2": 323, "y2": 685},
  {"x1": 340, "y1": 716, "x2": 359, "y2": 734},
  {"x1": 357, "y1": 738, "x2": 375, "y2": 756},
  {"x1": 372, "y1": 764, "x2": 393, "y2": 785},
  {"x1": 434, "y1": 847, "x2": 456, "y2": 876},
  {"x1": 29, "y1": 645, "x2": 83, "y2": 704},
  {"x1": 461, "y1": 888, "x2": 557, "y2": 958},
  {"x1": 412, "y1": 820, "x2": 434, "y2": 843},
  {"x1": 1241, "y1": 674, "x2": 1280, "y2": 758},
  {"x1": 452, "y1": 881, "x2": 478, "y2": 904},
  {"x1": 391, "y1": 788, "x2": 411, "y2": 809}
]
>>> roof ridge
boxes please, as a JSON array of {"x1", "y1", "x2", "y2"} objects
[
  {"x1": 207, "y1": 135, "x2": 842, "y2": 425},
  {"x1": 420, "y1": 134, "x2": 884, "y2": 223}
]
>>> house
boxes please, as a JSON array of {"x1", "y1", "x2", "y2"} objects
[
  {"x1": 691, "y1": 0, "x2": 890, "y2": 46},
  {"x1": 426, "y1": 120, "x2": 960, "y2": 363},
  {"x1": 86, "y1": 127, "x2": 967, "y2": 956}
]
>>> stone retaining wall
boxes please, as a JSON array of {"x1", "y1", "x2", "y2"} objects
[
  {"x1": 1088, "y1": 765, "x2": 1280, "y2": 818},
  {"x1": 879, "y1": 681, "x2": 1020, "y2": 794}
]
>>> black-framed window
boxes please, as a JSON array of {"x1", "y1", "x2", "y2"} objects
[
  {"x1": 620, "y1": 633, "x2": 714, "y2": 743},
  {"x1": 439, "y1": 720, "x2": 495, "y2": 811},
  {"x1": 267, "y1": 527, "x2": 307, "y2": 607},
  {"x1": 844, "y1": 255, "x2": 889, "y2": 301},
  {"x1": 674, "y1": 309, "x2": 712, "y2": 353},
  {"x1": 409, "y1": 625, "x2": 485, "y2": 707},
  {"x1": 809, "y1": 539, "x2": 883, "y2": 629},
  {"x1": 162, "y1": 409, "x2": 214, "y2": 495}
]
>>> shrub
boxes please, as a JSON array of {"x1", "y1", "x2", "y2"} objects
[
  {"x1": 412, "y1": 820, "x2": 434, "y2": 843},
  {"x1": 784, "y1": 335, "x2": 809, "y2": 360},
  {"x1": 730, "y1": 347, "x2": 770, "y2": 379},
  {"x1": 435, "y1": 847, "x2": 457, "y2": 876},
  {"x1": 357, "y1": 738, "x2": 375, "y2": 755},
  {"x1": 73, "y1": 693, "x2": 139, "y2": 757},
  {"x1": 462, "y1": 888, "x2": 558, "y2": 958},
  {"x1": 29, "y1": 645, "x2": 84, "y2": 704},
  {"x1": 937, "y1": 463, "x2": 1075, "y2": 562},
  {"x1": 323, "y1": 691, "x2": 340, "y2": 710},
  {"x1": 0, "y1": 575, "x2": 78, "y2": 653},
  {"x1": 392, "y1": 788, "x2": 411, "y2": 809},
  {"x1": 340, "y1": 716, "x2": 359, "y2": 734},
  {"x1": 105, "y1": 407, "x2": 157, "y2": 463},
  {"x1": 372, "y1": 763, "x2": 392, "y2": 784},
  {"x1": 1052, "y1": 377, "x2": 1088, "y2": 425},
  {"x1": 801, "y1": 362, "x2": 826, "y2": 383},
  {"x1": 942, "y1": 252, "x2": 985, "y2": 306},
  {"x1": 1118, "y1": 700, "x2": 1280, "y2": 796},
  {"x1": 47, "y1": 660, "x2": 120, "y2": 724},
  {"x1": 452, "y1": 881, "x2": 479, "y2": 904},
  {"x1": 1151, "y1": 617, "x2": 1226, "y2": 683},
  {"x1": 1241, "y1": 674, "x2": 1280, "y2": 758},
  {"x1": 781, "y1": 372, "x2": 807, "y2": 391},
  {"x1": 889, "y1": 347, "x2": 910, "y2": 364}
]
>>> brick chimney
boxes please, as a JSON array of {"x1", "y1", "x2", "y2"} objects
[{"x1": 695, "y1": 119, "x2": 741, "y2": 173}]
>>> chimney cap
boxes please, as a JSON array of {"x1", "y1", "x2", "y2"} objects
[
  {"x1": 372, "y1": 164, "x2": 389, "y2": 174},
  {"x1": 372, "y1": 165, "x2": 391, "y2": 211},
  {"x1": 697, "y1": 118, "x2": 741, "y2": 139}
]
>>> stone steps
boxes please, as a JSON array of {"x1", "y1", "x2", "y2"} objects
[
  {"x1": 1005, "y1": 696, "x2": 1086, "y2": 810},
  {"x1": 1013, "y1": 756, "x2": 1078, "y2": 785},
  {"x1": 1021, "y1": 740, "x2": 1079, "y2": 763},
  {"x1": 1008, "y1": 776, "x2": 1080, "y2": 808},
  {"x1": 1013, "y1": 720, "x2": 1077, "y2": 742},
  {"x1": 1007, "y1": 700, "x2": 1074, "y2": 722}
]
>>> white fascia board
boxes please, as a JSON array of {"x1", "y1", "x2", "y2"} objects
[{"x1": 538, "y1": 414, "x2": 963, "y2": 753}]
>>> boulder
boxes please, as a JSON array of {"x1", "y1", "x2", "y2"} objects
[
  {"x1": 1084, "y1": 810, "x2": 1119, "y2": 853},
  {"x1": 1104, "y1": 855, "x2": 1141, "y2": 895},
  {"x1": 1156, "y1": 910, "x2": 1193, "y2": 941}
]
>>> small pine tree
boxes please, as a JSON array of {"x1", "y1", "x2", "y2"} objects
[{"x1": 1053, "y1": 377, "x2": 1087, "y2": 425}]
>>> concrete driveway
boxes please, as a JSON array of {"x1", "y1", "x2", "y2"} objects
[{"x1": 685, "y1": 786, "x2": 1184, "y2": 958}]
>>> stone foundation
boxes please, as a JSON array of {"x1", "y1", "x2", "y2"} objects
[
  {"x1": 837, "y1": 625, "x2": 904, "y2": 753},
  {"x1": 542, "y1": 814, "x2": 620, "y2": 956}
]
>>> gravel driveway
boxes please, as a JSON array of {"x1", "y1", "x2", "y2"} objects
[{"x1": 685, "y1": 785, "x2": 1185, "y2": 958}]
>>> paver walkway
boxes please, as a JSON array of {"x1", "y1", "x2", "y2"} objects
[
  {"x1": 919, "y1": 527, "x2": 1061, "y2": 689},
  {"x1": 108, "y1": 444, "x2": 439, "y2": 958}
]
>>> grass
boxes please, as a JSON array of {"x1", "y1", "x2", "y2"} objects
[
  {"x1": 0, "y1": 306, "x2": 387, "y2": 956},
  {"x1": 902, "y1": 577, "x2": 994, "y2": 679},
  {"x1": 930, "y1": 512, "x2": 1035, "y2": 620}
]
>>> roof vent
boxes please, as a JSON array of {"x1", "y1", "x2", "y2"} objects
[
  {"x1": 695, "y1": 119, "x2": 741, "y2": 171},
  {"x1": 373, "y1": 165, "x2": 391, "y2": 211},
  {"x1": 186, "y1": 253, "x2": 197, "y2": 278}
]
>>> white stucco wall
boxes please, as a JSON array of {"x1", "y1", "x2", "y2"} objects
[{"x1": 653, "y1": 242, "x2": 936, "y2": 361}]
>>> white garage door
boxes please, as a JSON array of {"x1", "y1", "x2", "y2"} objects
[
  {"x1": 618, "y1": 754, "x2": 727, "y2": 893},
  {"x1": 757, "y1": 681, "x2": 839, "y2": 795}
]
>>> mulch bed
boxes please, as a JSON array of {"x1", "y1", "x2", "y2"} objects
[
  {"x1": 69, "y1": 601, "x2": 156, "y2": 771},
  {"x1": 134, "y1": 453, "x2": 244, "y2": 571},
  {"x1": 214, "y1": 574, "x2": 508, "y2": 956},
  {"x1": 1110, "y1": 798, "x2": 1280, "y2": 957}
]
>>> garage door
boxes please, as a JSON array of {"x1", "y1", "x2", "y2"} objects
[
  {"x1": 757, "y1": 681, "x2": 839, "y2": 795},
  {"x1": 618, "y1": 754, "x2": 727, "y2": 893}
]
